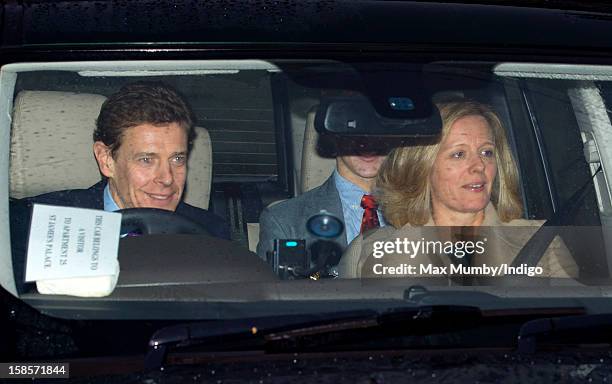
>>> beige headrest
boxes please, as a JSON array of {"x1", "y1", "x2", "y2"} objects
[
  {"x1": 184, "y1": 127, "x2": 212, "y2": 209},
  {"x1": 299, "y1": 108, "x2": 336, "y2": 193},
  {"x1": 10, "y1": 90, "x2": 212, "y2": 209},
  {"x1": 10, "y1": 91, "x2": 105, "y2": 197}
]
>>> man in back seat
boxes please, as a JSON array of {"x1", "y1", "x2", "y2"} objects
[
  {"x1": 257, "y1": 137, "x2": 390, "y2": 261},
  {"x1": 10, "y1": 82, "x2": 230, "y2": 291}
]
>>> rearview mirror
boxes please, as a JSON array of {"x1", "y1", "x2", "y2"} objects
[{"x1": 314, "y1": 95, "x2": 442, "y2": 136}]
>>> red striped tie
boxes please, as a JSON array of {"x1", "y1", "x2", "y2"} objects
[{"x1": 360, "y1": 194, "x2": 380, "y2": 233}]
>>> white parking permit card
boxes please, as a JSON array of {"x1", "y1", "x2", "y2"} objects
[{"x1": 25, "y1": 204, "x2": 122, "y2": 282}]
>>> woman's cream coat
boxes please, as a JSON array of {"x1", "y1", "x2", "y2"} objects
[{"x1": 337, "y1": 204, "x2": 579, "y2": 279}]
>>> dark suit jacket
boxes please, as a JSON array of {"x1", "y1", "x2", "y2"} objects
[
  {"x1": 10, "y1": 180, "x2": 230, "y2": 293},
  {"x1": 256, "y1": 175, "x2": 348, "y2": 261}
]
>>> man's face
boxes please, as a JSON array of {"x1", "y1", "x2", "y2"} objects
[
  {"x1": 335, "y1": 137, "x2": 389, "y2": 191},
  {"x1": 94, "y1": 122, "x2": 188, "y2": 211}
]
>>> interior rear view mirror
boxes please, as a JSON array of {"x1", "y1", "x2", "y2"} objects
[{"x1": 314, "y1": 95, "x2": 442, "y2": 137}]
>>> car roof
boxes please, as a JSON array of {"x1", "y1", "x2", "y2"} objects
[{"x1": 2, "y1": 0, "x2": 612, "y2": 55}]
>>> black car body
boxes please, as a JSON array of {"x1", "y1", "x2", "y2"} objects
[{"x1": 3, "y1": 1, "x2": 612, "y2": 382}]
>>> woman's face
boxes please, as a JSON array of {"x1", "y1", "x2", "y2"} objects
[{"x1": 429, "y1": 114, "x2": 497, "y2": 220}]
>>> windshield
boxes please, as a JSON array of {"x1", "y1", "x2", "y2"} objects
[{"x1": 4, "y1": 60, "x2": 612, "y2": 320}]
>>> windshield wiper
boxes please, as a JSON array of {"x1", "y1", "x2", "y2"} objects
[
  {"x1": 145, "y1": 304, "x2": 584, "y2": 371},
  {"x1": 145, "y1": 309, "x2": 378, "y2": 369},
  {"x1": 518, "y1": 313, "x2": 612, "y2": 353}
]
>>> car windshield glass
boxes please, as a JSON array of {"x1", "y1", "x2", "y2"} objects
[{"x1": 4, "y1": 59, "x2": 612, "y2": 320}]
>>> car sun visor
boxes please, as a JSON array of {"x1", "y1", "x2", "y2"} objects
[{"x1": 314, "y1": 95, "x2": 442, "y2": 137}]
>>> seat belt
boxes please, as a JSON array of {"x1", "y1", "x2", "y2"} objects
[{"x1": 510, "y1": 167, "x2": 600, "y2": 268}]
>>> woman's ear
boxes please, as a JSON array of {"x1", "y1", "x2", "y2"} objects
[{"x1": 93, "y1": 141, "x2": 115, "y2": 178}]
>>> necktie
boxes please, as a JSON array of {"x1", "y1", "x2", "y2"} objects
[{"x1": 360, "y1": 194, "x2": 380, "y2": 233}]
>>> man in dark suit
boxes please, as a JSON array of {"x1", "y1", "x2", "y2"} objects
[
  {"x1": 12, "y1": 180, "x2": 228, "y2": 239},
  {"x1": 256, "y1": 137, "x2": 390, "y2": 262},
  {"x1": 10, "y1": 82, "x2": 229, "y2": 292}
]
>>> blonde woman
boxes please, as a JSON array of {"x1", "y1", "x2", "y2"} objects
[{"x1": 337, "y1": 100, "x2": 578, "y2": 279}]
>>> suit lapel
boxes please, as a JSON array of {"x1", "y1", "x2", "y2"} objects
[{"x1": 306, "y1": 176, "x2": 343, "y2": 215}]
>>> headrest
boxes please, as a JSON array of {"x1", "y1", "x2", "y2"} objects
[
  {"x1": 10, "y1": 91, "x2": 105, "y2": 197},
  {"x1": 10, "y1": 90, "x2": 212, "y2": 209},
  {"x1": 184, "y1": 127, "x2": 212, "y2": 209},
  {"x1": 299, "y1": 107, "x2": 336, "y2": 193}
]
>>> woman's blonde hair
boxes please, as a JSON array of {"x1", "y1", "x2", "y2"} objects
[{"x1": 377, "y1": 100, "x2": 523, "y2": 227}]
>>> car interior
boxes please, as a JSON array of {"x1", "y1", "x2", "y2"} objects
[{"x1": 3, "y1": 60, "x2": 612, "y2": 319}]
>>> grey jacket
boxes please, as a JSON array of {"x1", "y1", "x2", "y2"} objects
[{"x1": 256, "y1": 175, "x2": 348, "y2": 261}]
